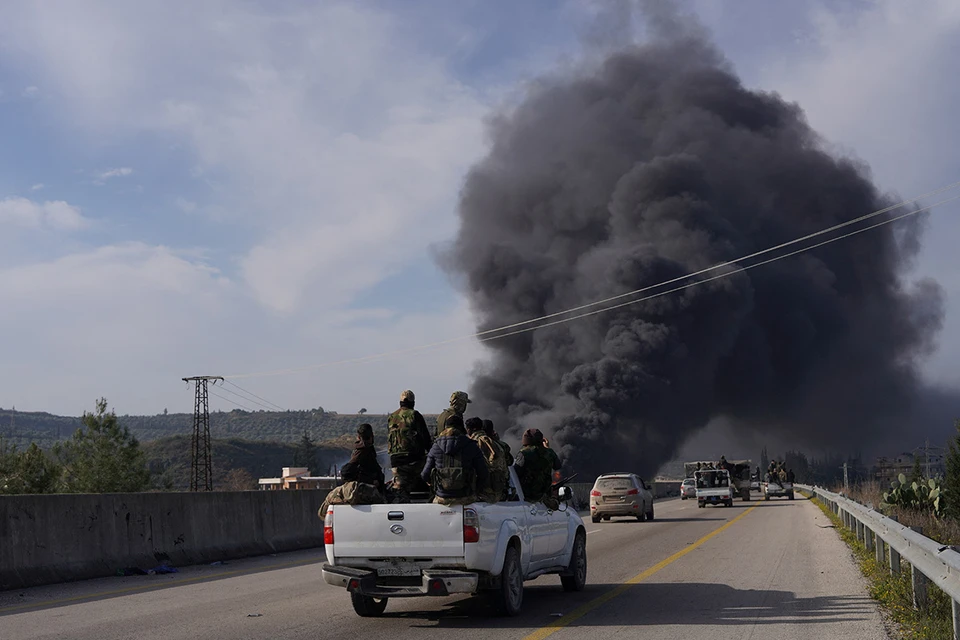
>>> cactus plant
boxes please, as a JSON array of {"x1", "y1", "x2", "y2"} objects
[{"x1": 882, "y1": 473, "x2": 945, "y2": 518}]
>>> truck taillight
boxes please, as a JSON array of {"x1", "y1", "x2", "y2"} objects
[
  {"x1": 590, "y1": 490, "x2": 601, "y2": 497},
  {"x1": 324, "y1": 508, "x2": 334, "y2": 544},
  {"x1": 626, "y1": 489, "x2": 639, "y2": 495},
  {"x1": 463, "y1": 507, "x2": 480, "y2": 544}
]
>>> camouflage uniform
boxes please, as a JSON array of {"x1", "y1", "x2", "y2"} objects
[
  {"x1": 515, "y1": 437, "x2": 562, "y2": 510},
  {"x1": 470, "y1": 431, "x2": 507, "y2": 503},
  {"x1": 422, "y1": 416, "x2": 488, "y2": 506},
  {"x1": 435, "y1": 391, "x2": 470, "y2": 438},
  {"x1": 318, "y1": 481, "x2": 382, "y2": 518},
  {"x1": 388, "y1": 390, "x2": 432, "y2": 502}
]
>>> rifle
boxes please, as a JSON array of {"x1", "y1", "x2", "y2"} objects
[{"x1": 552, "y1": 473, "x2": 578, "y2": 490}]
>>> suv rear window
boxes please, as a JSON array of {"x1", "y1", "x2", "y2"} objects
[{"x1": 596, "y1": 477, "x2": 633, "y2": 490}]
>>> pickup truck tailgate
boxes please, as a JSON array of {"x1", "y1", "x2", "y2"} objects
[{"x1": 332, "y1": 504, "x2": 464, "y2": 558}]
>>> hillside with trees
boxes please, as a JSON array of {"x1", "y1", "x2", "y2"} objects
[{"x1": 0, "y1": 407, "x2": 435, "y2": 450}]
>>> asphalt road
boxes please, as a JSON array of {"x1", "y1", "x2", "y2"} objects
[{"x1": 0, "y1": 494, "x2": 891, "y2": 640}]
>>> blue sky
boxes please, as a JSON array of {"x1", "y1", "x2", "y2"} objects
[{"x1": 1, "y1": 0, "x2": 958, "y2": 418}]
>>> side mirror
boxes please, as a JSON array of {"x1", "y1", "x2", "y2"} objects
[{"x1": 558, "y1": 486, "x2": 572, "y2": 502}]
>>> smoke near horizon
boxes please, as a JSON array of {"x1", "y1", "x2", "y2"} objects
[{"x1": 442, "y1": 5, "x2": 953, "y2": 476}]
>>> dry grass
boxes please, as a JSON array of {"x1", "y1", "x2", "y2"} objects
[{"x1": 842, "y1": 481, "x2": 960, "y2": 546}]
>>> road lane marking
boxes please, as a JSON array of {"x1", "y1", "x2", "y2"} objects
[
  {"x1": 585, "y1": 530, "x2": 603, "y2": 535},
  {"x1": 523, "y1": 504, "x2": 760, "y2": 640},
  {"x1": 0, "y1": 557, "x2": 323, "y2": 615}
]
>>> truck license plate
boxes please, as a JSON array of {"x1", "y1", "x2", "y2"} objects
[{"x1": 377, "y1": 565, "x2": 420, "y2": 577}]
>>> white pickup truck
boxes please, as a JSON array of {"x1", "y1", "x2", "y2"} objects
[
  {"x1": 321, "y1": 467, "x2": 587, "y2": 617},
  {"x1": 695, "y1": 469, "x2": 734, "y2": 508},
  {"x1": 763, "y1": 479, "x2": 795, "y2": 500}
]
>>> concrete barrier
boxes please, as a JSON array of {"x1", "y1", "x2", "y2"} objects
[{"x1": 0, "y1": 489, "x2": 328, "y2": 591}]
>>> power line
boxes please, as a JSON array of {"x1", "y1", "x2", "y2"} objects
[
  {"x1": 210, "y1": 382, "x2": 278, "y2": 412},
  {"x1": 223, "y1": 380, "x2": 287, "y2": 411},
  {"x1": 208, "y1": 388, "x2": 256, "y2": 412},
  {"x1": 223, "y1": 181, "x2": 960, "y2": 380}
]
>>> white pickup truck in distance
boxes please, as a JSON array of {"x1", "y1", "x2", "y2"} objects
[
  {"x1": 321, "y1": 467, "x2": 587, "y2": 617},
  {"x1": 695, "y1": 469, "x2": 734, "y2": 508}
]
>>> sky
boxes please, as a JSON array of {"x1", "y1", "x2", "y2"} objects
[{"x1": 0, "y1": 0, "x2": 958, "y2": 420}]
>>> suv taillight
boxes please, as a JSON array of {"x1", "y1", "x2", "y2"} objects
[
  {"x1": 324, "y1": 507, "x2": 334, "y2": 544},
  {"x1": 626, "y1": 488, "x2": 639, "y2": 495},
  {"x1": 463, "y1": 508, "x2": 480, "y2": 543},
  {"x1": 590, "y1": 490, "x2": 601, "y2": 497}
]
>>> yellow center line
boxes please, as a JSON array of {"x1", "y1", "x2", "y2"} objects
[
  {"x1": 523, "y1": 504, "x2": 760, "y2": 640},
  {"x1": 0, "y1": 557, "x2": 322, "y2": 615}
]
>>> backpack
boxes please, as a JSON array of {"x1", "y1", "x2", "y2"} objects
[
  {"x1": 474, "y1": 434, "x2": 507, "y2": 476},
  {"x1": 433, "y1": 452, "x2": 475, "y2": 497},
  {"x1": 388, "y1": 408, "x2": 421, "y2": 457}
]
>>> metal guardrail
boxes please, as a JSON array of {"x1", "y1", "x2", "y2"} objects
[{"x1": 797, "y1": 483, "x2": 960, "y2": 635}]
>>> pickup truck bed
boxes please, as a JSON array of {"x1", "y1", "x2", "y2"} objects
[{"x1": 321, "y1": 468, "x2": 587, "y2": 617}]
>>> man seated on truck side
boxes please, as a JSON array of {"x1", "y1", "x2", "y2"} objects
[
  {"x1": 350, "y1": 423, "x2": 385, "y2": 494},
  {"x1": 317, "y1": 461, "x2": 383, "y2": 519},
  {"x1": 514, "y1": 428, "x2": 562, "y2": 510},
  {"x1": 421, "y1": 414, "x2": 489, "y2": 506},
  {"x1": 483, "y1": 419, "x2": 513, "y2": 466},
  {"x1": 466, "y1": 417, "x2": 508, "y2": 502}
]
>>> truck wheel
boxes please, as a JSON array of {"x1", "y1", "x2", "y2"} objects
[
  {"x1": 764, "y1": 494, "x2": 770, "y2": 501},
  {"x1": 350, "y1": 592, "x2": 388, "y2": 617},
  {"x1": 788, "y1": 492, "x2": 795, "y2": 500},
  {"x1": 591, "y1": 515, "x2": 601, "y2": 523},
  {"x1": 494, "y1": 546, "x2": 523, "y2": 616},
  {"x1": 560, "y1": 531, "x2": 587, "y2": 592},
  {"x1": 646, "y1": 504, "x2": 654, "y2": 521}
]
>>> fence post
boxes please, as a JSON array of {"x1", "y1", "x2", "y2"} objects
[
  {"x1": 857, "y1": 520, "x2": 864, "y2": 542},
  {"x1": 911, "y1": 525, "x2": 928, "y2": 610},
  {"x1": 889, "y1": 515, "x2": 901, "y2": 575},
  {"x1": 865, "y1": 526, "x2": 875, "y2": 552},
  {"x1": 876, "y1": 536, "x2": 885, "y2": 565},
  {"x1": 953, "y1": 598, "x2": 960, "y2": 640}
]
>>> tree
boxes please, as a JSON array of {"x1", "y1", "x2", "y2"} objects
[
  {"x1": 0, "y1": 439, "x2": 61, "y2": 494},
  {"x1": 55, "y1": 398, "x2": 151, "y2": 493},
  {"x1": 358, "y1": 408, "x2": 367, "y2": 416},
  {"x1": 945, "y1": 420, "x2": 960, "y2": 518},
  {"x1": 760, "y1": 447, "x2": 769, "y2": 475},
  {"x1": 293, "y1": 430, "x2": 317, "y2": 472},
  {"x1": 221, "y1": 468, "x2": 256, "y2": 491},
  {"x1": 911, "y1": 453, "x2": 924, "y2": 484}
]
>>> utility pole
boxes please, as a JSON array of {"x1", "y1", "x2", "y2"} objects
[
  {"x1": 843, "y1": 462, "x2": 849, "y2": 491},
  {"x1": 183, "y1": 376, "x2": 223, "y2": 491},
  {"x1": 925, "y1": 439, "x2": 931, "y2": 479}
]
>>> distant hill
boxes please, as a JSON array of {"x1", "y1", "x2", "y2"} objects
[
  {"x1": 0, "y1": 407, "x2": 438, "y2": 450},
  {"x1": 143, "y1": 435, "x2": 351, "y2": 491}
]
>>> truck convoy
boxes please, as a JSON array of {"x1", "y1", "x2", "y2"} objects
[
  {"x1": 321, "y1": 466, "x2": 587, "y2": 617},
  {"x1": 684, "y1": 459, "x2": 753, "y2": 502}
]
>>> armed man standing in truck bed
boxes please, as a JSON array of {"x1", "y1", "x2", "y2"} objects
[
  {"x1": 435, "y1": 391, "x2": 470, "y2": 438},
  {"x1": 387, "y1": 390, "x2": 432, "y2": 502}
]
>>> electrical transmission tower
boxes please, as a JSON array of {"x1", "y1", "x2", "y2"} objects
[{"x1": 183, "y1": 376, "x2": 223, "y2": 491}]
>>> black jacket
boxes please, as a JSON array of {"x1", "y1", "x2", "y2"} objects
[
  {"x1": 421, "y1": 430, "x2": 489, "y2": 498},
  {"x1": 350, "y1": 442, "x2": 385, "y2": 492}
]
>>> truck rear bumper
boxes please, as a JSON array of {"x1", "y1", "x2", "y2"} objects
[{"x1": 322, "y1": 564, "x2": 479, "y2": 597}]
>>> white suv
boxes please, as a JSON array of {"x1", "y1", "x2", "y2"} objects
[{"x1": 589, "y1": 473, "x2": 654, "y2": 523}]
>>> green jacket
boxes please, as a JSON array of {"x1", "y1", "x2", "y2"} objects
[
  {"x1": 514, "y1": 445, "x2": 561, "y2": 502},
  {"x1": 435, "y1": 407, "x2": 463, "y2": 438}
]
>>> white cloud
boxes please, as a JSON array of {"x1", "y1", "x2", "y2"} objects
[
  {"x1": 30, "y1": 183, "x2": 44, "y2": 191},
  {"x1": 174, "y1": 197, "x2": 197, "y2": 213},
  {"x1": 21, "y1": 85, "x2": 38, "y2": 97},
  {"x1": 0, "y1": 2, "x2": 488, "y2": 314},
  {"x1": 0, "y1": 2, "x2": 493, "y2": 414},
  {"x1": 95, "y1": 167, "x2": 133, "y2": 183},
  {"x1": 0, "y1": 196, "x2": 88, "y2": 230}
]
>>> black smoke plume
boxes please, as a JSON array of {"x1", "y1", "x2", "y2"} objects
[{"x1": 443, "y1": 7, "x2": 950, "y2": 476}]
